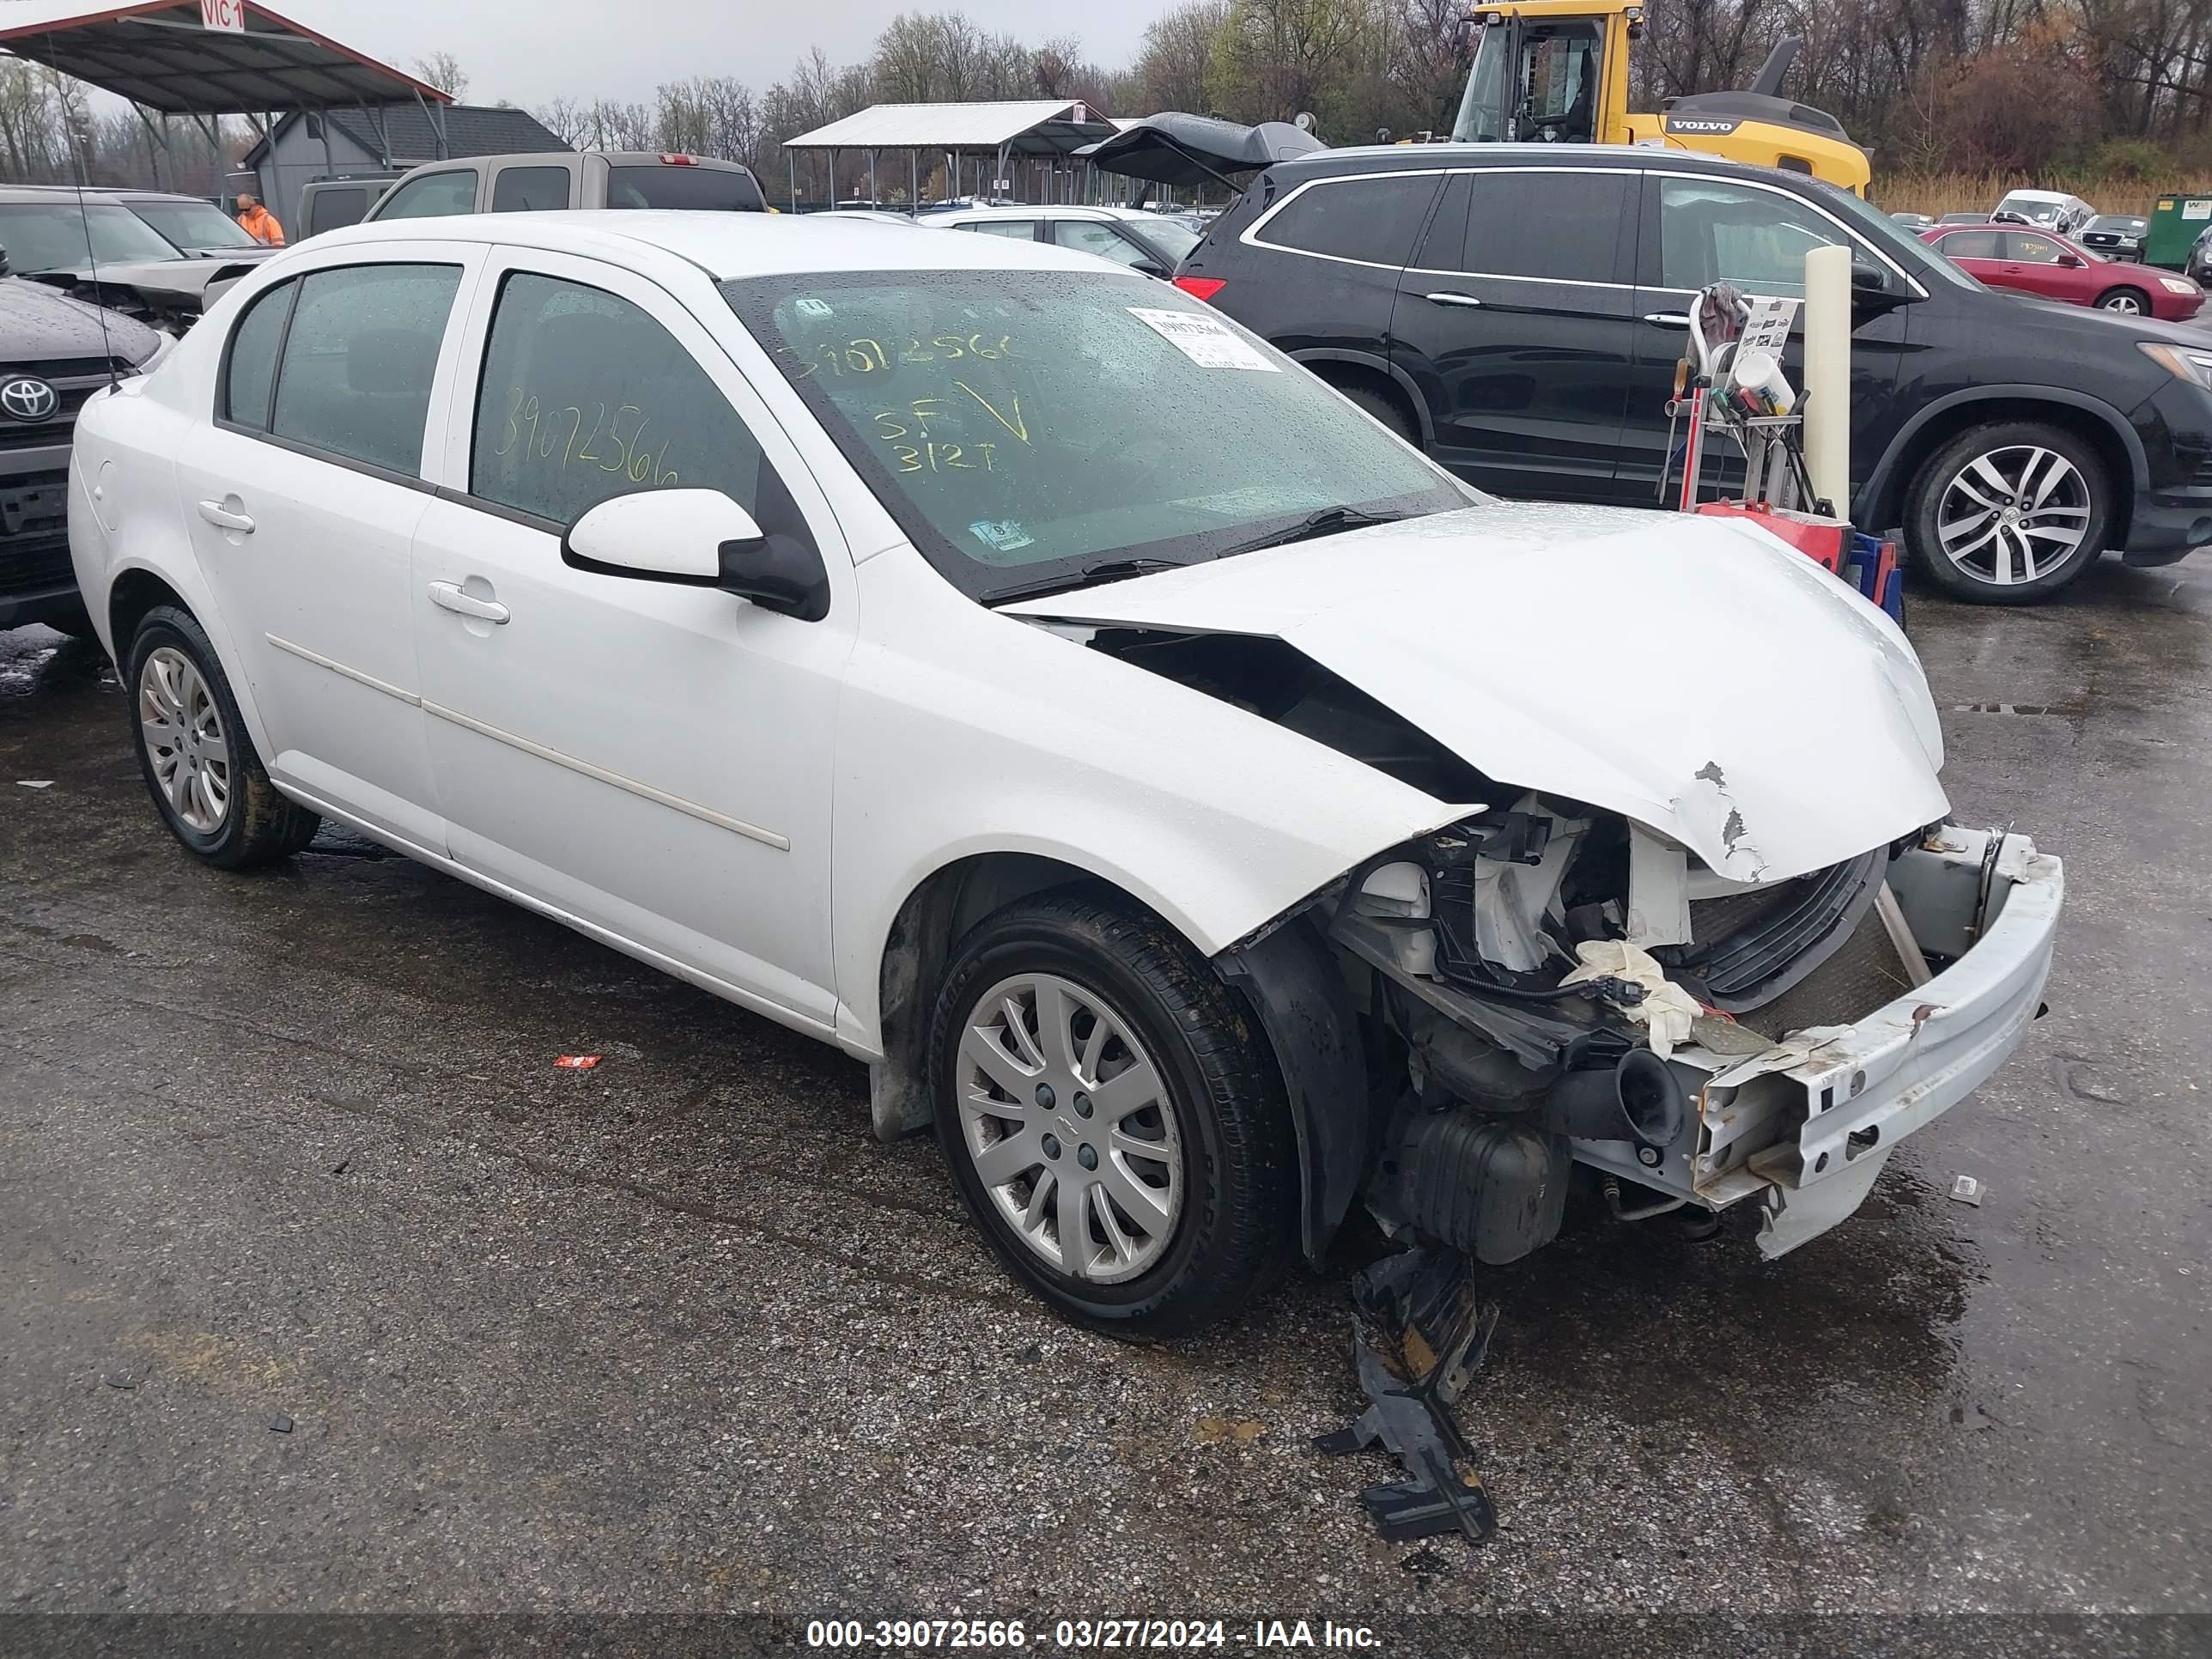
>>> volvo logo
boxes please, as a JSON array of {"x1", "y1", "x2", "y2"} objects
[{"x1": 0, "y1": 375, "x2": 58, "y2": 422}]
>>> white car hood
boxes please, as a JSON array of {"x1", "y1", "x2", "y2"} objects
[{"x1": 1003, "y1": 502, "x2": 1948, "y2": 883}]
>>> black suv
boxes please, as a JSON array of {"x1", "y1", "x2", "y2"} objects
[
  {"x1": 0, "y1": 258, "x2": 165, "y2": 632},
  {"x1": 1177, "y1": 145, "x2": 2212, "y2": 603}
]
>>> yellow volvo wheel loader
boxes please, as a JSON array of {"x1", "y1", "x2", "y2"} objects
[{"x1": 1449, "y1": 2, "x2": 1871, "y2": 194}]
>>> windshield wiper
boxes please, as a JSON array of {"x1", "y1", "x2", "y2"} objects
[
  {"x1": 984, "y1": 556, "x2": 1188, "y2": 606},
  {"x1": 1222, "y1": 505, "x2": 1404, "y2": 556}
]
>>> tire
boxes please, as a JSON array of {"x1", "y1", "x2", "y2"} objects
[
  {"x1": 126, "y1": 605, "x2": 319, "y2": 868},
  {"x1": 2097, "y1": 286, "x2": 2151, "y2": 314},
  {"x1": 1902, "y1": 420, "x2": 2109, "y2": 604},
  {"x1": 1337, "y1": 380, "x2": 1419, "y2": 444},
  {"x1": 927, "y1": 889, "x2": 1297, "y2": 1338}
]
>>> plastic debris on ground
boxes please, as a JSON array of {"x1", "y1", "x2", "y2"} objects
[
  {"x1": 16, "y1": 780, "x2": 53, "y2": 789},
  {"x1": 1559, "y1": 939, "x2": 1703, "y2": 1057},
  {"x1": 105, "y1": 1371, "x2": 136, "y2": 1389},
  {"x1": 269, "y1": 1413, "x2": 295, "y2": 1433},
  {"x1": 553, "y1": 1054, "x2": 601, "y2": 1070},
  {"x1": 1950, "y1": 1174, "x2": 1984, "y2": 1206},
  {"x1": 1316, "y1": 1246, "x2": 1499, "y2": 1545}
]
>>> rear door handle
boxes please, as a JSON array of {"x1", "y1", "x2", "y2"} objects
[
  {"x1": 1424, "y1": 291, "x2": 1483, "y2": 308},
  {"x1": 427, "y1": 580, "x2": 510, "y2": 625},
  {"x1": 196, "y1": 499, "x2": 254, "y2": 532},
  {"x1": 1642, "y1": 312, "x2": 1691, "y2": 329}
]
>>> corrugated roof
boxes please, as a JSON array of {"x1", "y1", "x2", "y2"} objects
[
  {"x1": 243, "y1": 102, "x2": 570, "y2": 167},
  {"x1": 0, "y1": 0, "x2": 449, "y2": 113},
  {"x1": 784, "y1": 100, "x2": 1116, "y2": 156}
]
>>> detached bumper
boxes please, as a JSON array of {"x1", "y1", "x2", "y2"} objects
[{"x1": 1581, "y1": 828, "x2": 2062, "y2": 1256}]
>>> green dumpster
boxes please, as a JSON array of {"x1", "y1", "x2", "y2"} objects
[{"x1": 2147, "y1": 194, "x2": 2212, "y2": 269}]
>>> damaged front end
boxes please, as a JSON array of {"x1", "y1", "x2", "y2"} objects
[{"x1": 1234, "y1": 800, "x2": 2061, "y2": 1268}]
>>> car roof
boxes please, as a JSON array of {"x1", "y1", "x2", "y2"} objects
[
  {"x1": 931, "y1": 204, "x2": 1150, "y2": 222},
  {"x1": 0, "y1": 185, "x2": 131, "y2": 204},
  {"x1": 1997, "y1": 189, "x2": 2079, "y2": 203},
  {"x1": 413, "y1": 150, "x2": 755, "y2": 172},
  {"x1": 1262, "y1": 140, "x2": 1810, "y2": 183},
  {"x1": 295, "y1": 210, "x2": 1138, "y2": 279}
]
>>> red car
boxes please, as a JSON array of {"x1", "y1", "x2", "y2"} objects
[{"x1": 1919, "y1": 224, "x2": 2204, "y2": 319}]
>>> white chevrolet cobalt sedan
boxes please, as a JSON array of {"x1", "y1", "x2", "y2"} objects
[{"x1": 68, "y1": 213, "x2": 2062, "y2": 1335}]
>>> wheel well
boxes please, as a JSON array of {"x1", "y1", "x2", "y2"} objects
[
  {"x1": 107, "y1": 568, "x2": 190, "y2": 656},
  {"x1": 868, "y1": 853, "x2": 1135, "y2": 1139},
  {"x1": 1305, "y1": 360, "x2": 1420, "y2": 437},
  {"x1": 1871, "y1": 398, "x2": 2134, "y2": 547}
]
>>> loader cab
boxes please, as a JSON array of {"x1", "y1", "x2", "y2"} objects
[{"x1": 1452, "y1": 9, "x2": 1626, "y2": 145}]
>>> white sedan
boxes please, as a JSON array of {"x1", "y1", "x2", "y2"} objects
[{"x1": 68, "y1": 213, "x2": 2062, "y2": 1335}]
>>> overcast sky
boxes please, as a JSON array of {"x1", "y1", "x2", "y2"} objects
[{"x1": 271, "y1": 0, "x2": 1174, "y2": 110}]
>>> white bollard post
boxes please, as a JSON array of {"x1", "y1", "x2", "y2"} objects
[{"x1": 1802, "y1": 243, "x2": 1852, "y2": 518}]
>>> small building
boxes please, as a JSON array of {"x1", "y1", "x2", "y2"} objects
[{"x1": 243, "y1": 104, "x2": 571, "y2": 230}]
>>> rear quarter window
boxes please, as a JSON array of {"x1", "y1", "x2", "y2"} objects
[{"x1": 1252, "y1": 173, "x2": 1442, "y2": 266}]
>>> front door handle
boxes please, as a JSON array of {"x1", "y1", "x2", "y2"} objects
[
  {"x1": 1424, "y1": 291, "x2": 1483, "y2": 308},
  {"x1": 427, "y1": 580, "x2": 510, "y2": 625},
  {"x1": 1642, "y1": 312, "x2": 1691, "y2": 329},
  {"x1": 196, "y1": 499, "x2": 255, "y2": 532}
]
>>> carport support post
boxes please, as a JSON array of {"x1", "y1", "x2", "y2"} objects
[
  {"x1": 869, "y1": 148, "x2": 878, "y2": 205},
  {"x1": 788, "y1": 150, "x2": 798, "y2": 213}
]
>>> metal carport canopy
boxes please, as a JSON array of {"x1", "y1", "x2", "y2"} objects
[
  {"x1": 0, "y1": 0, "x2": 450, "y2": 113},
  {"x1": 784, "y1": 101, "x2": 1115, "y2": 157}
]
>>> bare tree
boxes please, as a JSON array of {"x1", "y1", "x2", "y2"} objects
[{"x1": 412, "y1": 52, "x2": 470, "y2": 100}]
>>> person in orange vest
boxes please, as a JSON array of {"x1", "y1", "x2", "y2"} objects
[{"x1": 234, "y1": 191, "x2": 284, "y2": 246}]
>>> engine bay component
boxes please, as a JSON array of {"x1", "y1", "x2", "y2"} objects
[{"x1": 1380, "y1": 1111, "x2": 1569, "y2": 1265}]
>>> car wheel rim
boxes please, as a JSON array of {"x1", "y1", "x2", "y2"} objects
[
  {"x1": 2104, "y1": 294, "x2": 2142, "y2": 313},
  {"x1": 139, "y1": 646, "x2": 230, "y2": 834},
  {"x1": 954, "y1": 970, "x2": 1183, "y2": 1284},
  {"x1": 1935, "y1": 444, "x2": 2091, "y2": 586}
]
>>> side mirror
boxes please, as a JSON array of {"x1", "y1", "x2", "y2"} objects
[
  {"x1": 2057, "y1": 252, "x2": 2084, "y2": 268},
  {"x1": 562, "y1": 488, "x2": 830, "y2": 622},
  {"x1": 1132, "y1": 258, "x2": 1170, "y2": 279},
  {"x1": 0, "y1": 244, "x2": 9, "y2": 277},
  {"x1": 1850, "y1": 260, "x2": 1889, "y2": 292}
]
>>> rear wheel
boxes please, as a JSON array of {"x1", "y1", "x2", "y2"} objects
[
  {"x1": 927, "y1": 890, "x2": 1296, "y2": 1337},
  {"x1": 1903, "y1": 421, "x2": 2108, "y2": 604},
  {"x1": 1336, "y1": 380, "x2": 1419, "y2": 444},
  {"x1": 2097, "y1": 286, "x2": 2151, "y2": 314},
  {"x1": 127, "y1": 605, "x2": 319, "y2": 868}
]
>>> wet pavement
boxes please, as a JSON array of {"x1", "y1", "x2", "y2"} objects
[{"x1": 3, "y1": 557, "x2": 2209, "y2": 1631}]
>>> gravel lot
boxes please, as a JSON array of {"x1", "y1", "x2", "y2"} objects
[{"x1": 3, "y1": 556, "x2": 2209, "y2": 1645}]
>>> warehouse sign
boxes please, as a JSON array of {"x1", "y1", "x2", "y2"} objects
[{"x1": 200, "y1": 0, "x2": 245, "y2": 31}]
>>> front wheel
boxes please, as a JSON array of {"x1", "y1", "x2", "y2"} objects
[
  {"x1": 1902, "y1": 421, "x2": 2108, "y2": 604},
  {"x1": 927, "y1": 890, "x2": 1296, "y2": 1337},
  {"x1": 2097, "y1": 286, "x2": 2151, "y2": 314}
]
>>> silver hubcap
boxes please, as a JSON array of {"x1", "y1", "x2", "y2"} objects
[
  {"x1": 2103, "y1": 294, "x2": 2142, "y2": 313},
  {"x1": 955, "y1": 971, "x2": 1183, "y2": 1284},
  {"x1": 1936, "y1": 445, "x2": 2092, "y2": 586},
  {"x1": 139, "y1": 646, "x2": 230, "y2": 834}
]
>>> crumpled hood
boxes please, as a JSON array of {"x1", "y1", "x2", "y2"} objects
[
  {"x1": 1004, "y1": 502, "x2": 1949, "y2": 882},
  {"x1": 0, "y1": 275, "x2": 161, "y2": 362}
]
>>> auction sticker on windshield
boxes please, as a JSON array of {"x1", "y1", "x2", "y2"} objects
[{"x1": 1127, "y1": 307, "x2": 1279, "y2": 371}]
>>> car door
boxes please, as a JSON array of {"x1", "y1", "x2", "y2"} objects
[
  {"x1": 1997, "y1": 231, "x2": 2085, "y2": 302},
  {"x1": 1926, "y1": 228, "x2": 2006, "y2": 288},
  {"x1": 173, "y1": 249, "x2": 478, "y2": 850},
  {"x1": 409, "y1": 248, "x2": 853, "y2": 1024},
  {"x1": 1619, "y1": 172, "x2": 1915, "y2": 506},
  {"x1": 1387, "y1": 166, "x2": 1642, "y2": 501}
]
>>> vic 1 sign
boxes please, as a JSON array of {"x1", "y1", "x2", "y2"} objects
[{"x1": 200, "y1": 0, "x2": 245, "y2": 31}]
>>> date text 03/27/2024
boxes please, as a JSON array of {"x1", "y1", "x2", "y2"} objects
[{"x1": 804, "y1": 1619, "x2": 1384, "y2": 1650}]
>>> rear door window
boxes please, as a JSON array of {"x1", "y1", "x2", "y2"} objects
[
  {"x1": 960, "y1": 220, "x2": 1039, "y2": 240},
  {"x1": 374, "y1": 168, "x2": 480, "y2": 220},
  {"x1": 490, "y1": 166, "x2": 574, "y2": 212},
  {"x1": 604, "y1": 164, "x2": 766, "y2": 212},
  {"x1": 1253, "y1": 173, "x2": 1442, "y2": 267},
  {"x1": 1435, "y1": 169, "x2": 1634, "y2": 282},
  {"x1": 469, "y1": 270, "x2": 764, "y2": 526},
  {"x1": 1937, "y1": 229, "x2": 2002, "y2": 259},
  {"x1": 266, "y1": 263, "x2": 464, "y2": 474}
]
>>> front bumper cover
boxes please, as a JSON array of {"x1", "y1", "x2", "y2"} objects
[{"x1": 1572, "y1": 827, "x2": 2063, "y2": 1256}]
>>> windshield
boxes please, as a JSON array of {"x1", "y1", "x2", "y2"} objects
[
  {"x1": 1807, "y1": 179, "x2": 1983, "y2": 293},
  {"x1": 1452, "y1": 22, "x2": 1515, "y2": 142},
  {"x1": 0, "y1": 203, "x2": 180, "y2": 271},
  {"x1": 724, "y1": 270, "x2": 1472, "y2": 601},
  {"x1": 127, "y1": 198, "x2": 257, "y2": 249}
]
